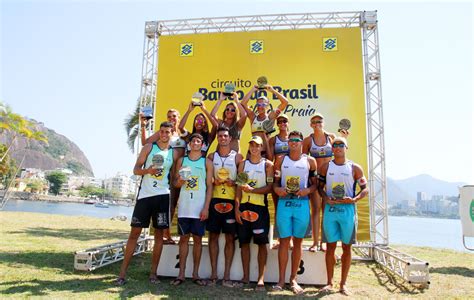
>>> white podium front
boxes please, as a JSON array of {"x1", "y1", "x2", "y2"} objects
[{"x1": 157, "y1": 235, "x2": 327, "y2": 285}]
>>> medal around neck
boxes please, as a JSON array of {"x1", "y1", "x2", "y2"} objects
[
  {"x1": 262, "y1": 119, "x2": 275, "y2": 134},
  {"x1": 338, "y1": 118, "x2": 351, "y2": 133},
  {"x1": 141, "y1": 106, "x2": 153, "y2": 120},
  {"x1": 179, "y1": 166, "x2": 192, "y2": 180},
  {"x1": 223, "y1": 83, "x2": 235, "y2": 97},
  {"x1": 236, "y1": 172, "x2": 249, "y2": 186},
  {"x1": 217, "y1": 167, "x2": 230, "y2": 181},
  {"x1": 332, "y1": 184, "x2": 345, "y2": 200},
  {"x1": 191, "y1": 92, "x2": 203, "y2": 106},
  {"x1": 152, "y1": 154, "x2": 164, "y2": 170},
  {"x1": 257, "y1": 76, "x2": 268, "y2": 90}
]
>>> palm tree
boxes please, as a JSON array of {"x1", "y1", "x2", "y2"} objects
[
  {"x1": 124, "y1": 98, "x2": 141, "y2": 153},
  {"x1": 0, "y1": 102, "x2": 48, "y2": 162}
]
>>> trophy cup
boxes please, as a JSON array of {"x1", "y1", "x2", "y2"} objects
[
  {"x1": 141, "y1": 106, "x2": 153, "y2": 120},
  {"x1": 236, "y1": 172, "x2": 249, "y2": 186},
  {"x1": 223, "y1": 83, "x2": 236, "y2": 97},
  {"x1": 332, "y1": 184, "x2": 346, "y2": 200},
  {"x1": 257, "y1": 76, "x2": 268, "y2": 90},
  {"x1": 178, "y1": 166, "x2": 192, "y2": 180},
  {"x1": 191, "y1": 92, "x2": 204, "y2": 106},
  {"x1": 338, "y1": 118, "x2": 351, "y2": 133},
  {"x1": 286, "y1": 177, "x2": 300, "y2": 198},
  {"x1": 262, "y1": 119, "x2": 275, "y2": 134},
  {"x1": 152, "y1": 154, "x2": 164, "y2": 171},
  {"x1": 217, "y1": 167, "x2": 230, "y2": 181}
]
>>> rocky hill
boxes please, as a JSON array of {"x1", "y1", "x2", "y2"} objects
[{"x1": 0, "y1": 118, "x2": 94, "y2": 176}]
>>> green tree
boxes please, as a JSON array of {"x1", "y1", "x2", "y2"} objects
[
  {"x1": 45, "y1": 171, "x2": 67, "y2": 195},
  {"x1": 79, "y1": 185, "x2": 104, "y2": 198},
  {"x1": 26, "y1": 179, "x2": 47, "y2": 193},
  {"x1": 0, "y1": 144, "x2": 17, "y2": 187},
  {"x1": 124, "y1": 98, "x2": 141, "y2": 153}
]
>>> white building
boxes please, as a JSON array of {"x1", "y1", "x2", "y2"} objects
[{"x1": 103, "y1": 173, "x2": 136, "y2": 198}]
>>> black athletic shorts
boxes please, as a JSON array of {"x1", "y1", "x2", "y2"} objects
[
  {"x1": 237, "y1": 202, "x2": 270, "y2": 245},
  {"x1": 206, "y1": 198, "x2": 237, "y2": 234},
  {"x1": 130, "y1": 194, "x2": 170, "y2": 229}
]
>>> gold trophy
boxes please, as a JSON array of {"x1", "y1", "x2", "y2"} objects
[
  {"x1": 191, "y1": 92, "x2": 203, "y2": 106},
  {"x1": 217, "y1": 168, "x2": 230, "y2": 181},
  {"x1": 286, "y1": 177, "x2": 300, "y2": 198},
  {"x1": 257, "y1": 76, "x2": 268, "y2": 90}
]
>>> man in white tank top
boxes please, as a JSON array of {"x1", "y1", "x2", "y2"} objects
[
  {"x1": 235, "y1": 136, "x2": 274, "y2": 289},
  {"x1": 116, "y1": 122, "x2": 179, "y2": 286},
  {"x1": 171, "y1": 133, "x2": 213, "y2": 286},
  {"x1": 317, "y1": 137, "x2": 368, "y2": 296},
  {"x1": 272, "y1": 131, "x2": 318, "y2": 294}
]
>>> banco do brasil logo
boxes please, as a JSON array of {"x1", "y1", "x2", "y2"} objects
[
  {"x1": 250, "y1": 40, "x2": 264, "y2": 54},
  {"x1": 180, "y1": 43, "x2": 194, "y2": 57},
  {"x1": 323, "y1": 37, "x2": 338, "y2": 52}
]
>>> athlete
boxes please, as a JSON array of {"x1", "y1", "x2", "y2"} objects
[
  {"x1": 210, "y1": 92, "x2": 247, "y2": 152},
  {"x1": 205, "y1": 125, "x2": 244, "y2": 287},
  {"x1": 115, "y1": 121, "x2": 178, "y2": 286},
  {"x1": 272, "y1": 130, "x2": 318, "y2": 294},
  {"x1": 302, "y1": 112, "x2": 349, "y2": 252},
  {"x1": 318, "y1": 137, "x2": 368, "y2": 296},
  {"x1": 235, "y1": 136, "x2": 274, "y2": 290},
  {"x1": 171, "y1": 133, "x2": 212, "y2": 286},
  {"x1": 178, "y1": 101, "x2": 218, "y2": 157},
  {"x1": 241, "y1": 85, "x2": 289, "y2": 157},
  {"x1": 267, "y1": 114, "x2": 290, "y2": 249}
]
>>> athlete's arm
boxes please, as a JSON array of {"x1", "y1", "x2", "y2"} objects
[
  {"x1": 240, "y1": 86, "x2": 257, "y2": 122},
  {"x1": 142, "y1": 131, "x2": 159, "y2": 146},
  {"x1": 267, "y1": 136, "x2": 276, "y2": 162},
  {"x1": 200, "y1": 102, "x2": 219, "y2": 128},
  {"x1": 210, "y1": 93, "x2": 225, "y2": 121},
  {"x1": 133, "y1": 144, "x2": 156, "y2": 176},
  {"x1": 341, "y1": 163, "x2": 368, "y2": 203},
  {"x1": 173, "y1": 157, "x2": 186, "y2": 188},
  {"x1": 178, "y1": 102, "x2": 194, "y2": 135},
  {"x1": 317, "y1": 161, "x2": 334, "y2": 204},
  {"x1": 302, "y1": 136, "x2": 311, "y2": 155},
  {"x1": 232, "y1": 92, "x2": 248, "y2": 130},
  {"x1": 200, "y1": 156, "x2": 214, "y2": 221},
  {"x1": 267, "y1": 85, "x2": 288, "y2": 120},
  {"x1": 272, "y1": 155, "x2": 287, "y2": 197},
  {"x1": 234, "y1": 161, "x2": 245, "y2": 224},
  {"x1": 296, "y1": 157, "x2": 317, "y2": 197}
]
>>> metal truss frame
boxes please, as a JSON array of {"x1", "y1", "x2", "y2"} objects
[
  {"x1": 134, "y1": 11, "x2": 428, "y2": 287},
  {"x1": 139, "y1": 11, "x2": 388, "y2": 245},
  {"x1": 74, "y1": 233, "x2": 153, "y2": 271}
]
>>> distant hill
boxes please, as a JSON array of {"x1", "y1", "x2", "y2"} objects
[
  {"x1": 0, "y1": 118, "x2": 94, "y2": 176},
  {"x1": 385, "y1": 174, "x2": 465, "y2": 204}
]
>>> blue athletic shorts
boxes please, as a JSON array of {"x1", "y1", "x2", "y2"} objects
[
  {"x1": 322, "y1": 203, "x2": 357, "y2": 245},
  {"x1": 178, "y1": 217, "x2": 206, "y2": 236},
  {"x1": 276, "y1": 198, "x2": 310, "y2": 239}
]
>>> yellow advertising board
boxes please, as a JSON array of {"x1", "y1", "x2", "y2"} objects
[{"x1": 155, "y1": 27, "x2": 369, "y2": 240}]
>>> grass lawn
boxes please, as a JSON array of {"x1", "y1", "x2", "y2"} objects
[{"x1": 0, "y1": 211, "x2": 473, "y2": 299}]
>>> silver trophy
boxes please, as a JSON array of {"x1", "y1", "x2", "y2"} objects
[
  {"x1": 178, "y1": 166, "x2": 192, "y2": 180},
  {"x1": 262, "y1": 119, "x2": 275, "y2": 134},
  {"x1": 223, "y1": 83, "x2": 236, "y2": 97},
  {"x1": 192, "y1": 92, "x2": 204, "y2": 106},
  {"x1": 152, "y1": 154, "x2": 164, "y2": 170},
  {"x1": 332, "y1": 184, "x2": 346, "y2": 200},
  {"x1": 338, "y1": 118, "x2": 351, "y2": 133},
  {"x1": 141, "y1": 106, "x2": 153, "y2": 120},
  {"x1": 236, "y1": 172, "x2": 249, "y2": 186}
]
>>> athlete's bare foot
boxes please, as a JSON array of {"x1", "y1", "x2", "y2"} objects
[{"x1": 339, "y1": 284, "x2": 351, "y2": 296}]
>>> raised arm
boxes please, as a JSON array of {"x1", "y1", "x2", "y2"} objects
[
  {"x1": 267, "y1": 85, "x2": 289, "y2": 120},
  {"x1": 240, "y1": 86, "x2": 257, "y2": 121},
  {"x1": 178, "y1": 102, "x2": 195, "y2": 135},
  {"x1": 210, "y1": 93, "x2": 226, "y2": 121},
  {"x1": 231, "y1": 92, "x2": 248, "y2": 130},
  {"x1": 200, "y1": 102, "x2": 219, "y2": 128}
]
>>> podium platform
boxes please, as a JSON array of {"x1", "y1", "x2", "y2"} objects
[{"x1": 157, "y1": 235, "x2": 327, "y2": 285}]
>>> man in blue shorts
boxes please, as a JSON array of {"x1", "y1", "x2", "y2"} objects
[
  {"x1": 171, "y1": 133, "x2": 212, "y2": 286},
  {"x1": 115, "y1": 122, "x2": 178, "y2": 285},
  {"x1": 317, "y1": 137, "x2": 368, "y2": 296},
  {"x1": 272, "y1": 130, "x2": 318, "y2": 294}
]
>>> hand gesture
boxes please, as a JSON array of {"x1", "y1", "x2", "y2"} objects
[
  {"x1": 235, "y1": 209, "x2": 243, "y2": 224},
  {"x1": 274, "y1": 187, "x2": 288, "y2": 197},
  {"x1": 241, "y1": 184, "x2": 254, "y2": 193},
  {"x1": 200, "y1": 208, "x2": 209, "y2": 221},
  {"x1": 296, "y1": 188, "x2": 311, "y2": 198}
]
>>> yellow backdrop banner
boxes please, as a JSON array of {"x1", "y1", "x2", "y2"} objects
[{"x1": 155, "y1": 27, "x2": 369, "y2": 241}]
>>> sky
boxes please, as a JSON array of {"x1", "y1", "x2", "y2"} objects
[{"x1": 1, "y1": 0, "x2": 473, "y2": 183}]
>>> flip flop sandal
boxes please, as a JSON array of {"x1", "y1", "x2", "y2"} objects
[
  {"x1": 170, "y1": 278, "x2": 185, "y2": 286},
  {"x1": 290, "y1": 284, "x2": 304, "y2": 295},
  {"x1": 114, "y1": 277, "x2": 127, "y2": 286},
  {"x1": 206, "y1": 278, "x2": 218, "y2": 286},
  {"x1": 192, "y1": 278, "x2": 207, "y2": 286},
  {"x1": 222, "y1": 280, "x2": 235, "y2": 288},
  {"x1": 339, "y1": 287, "x2": 351, "y2": 296},
  {"x1": 271, "y1": 285, "x2": 284, "y2": 291}
]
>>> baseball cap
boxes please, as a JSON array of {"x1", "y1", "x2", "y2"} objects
[
  {"x1": 333, "y1": 137, "x2": 348, "y2": 147},
  {"x1": 277, "y1": 113, "x2": 289, "y2": 120},
  {"x1": 310, "y1": 112, "x2": 324, "y2": 120},
  {"x1": 249, "y1": 136, "x2": 263, "y2": 145}
]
